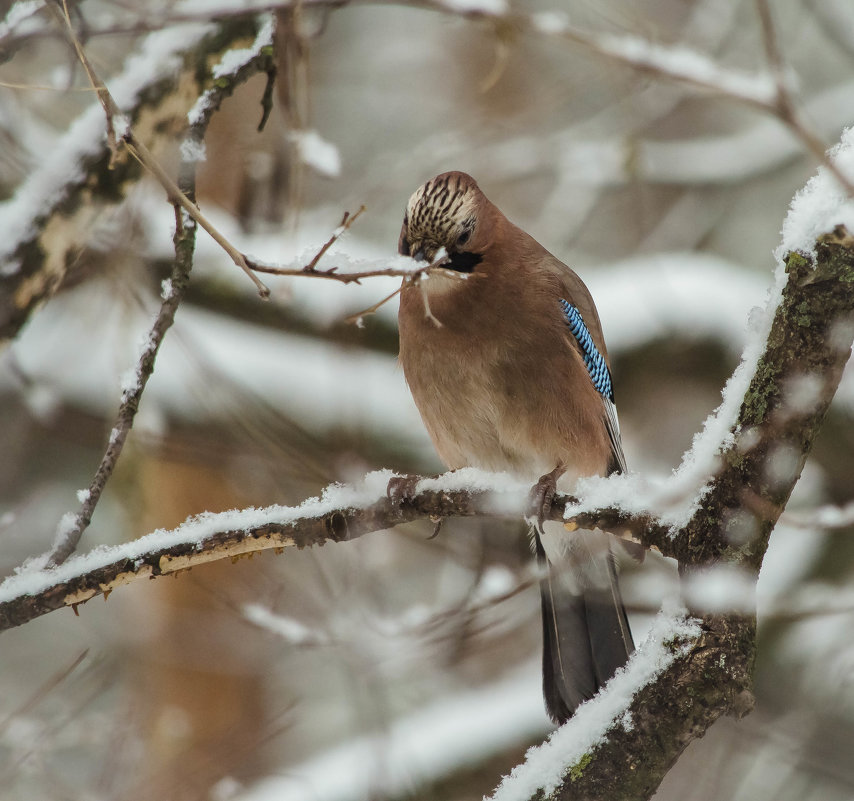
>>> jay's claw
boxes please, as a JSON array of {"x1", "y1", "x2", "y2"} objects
[{"x1": 528, "y1": 464, "x2": 565, "y2": 532}]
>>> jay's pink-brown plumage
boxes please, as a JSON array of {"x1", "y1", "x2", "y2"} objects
[{"x1": 396, "y1": 171, "x2": 634, "y2": 723}]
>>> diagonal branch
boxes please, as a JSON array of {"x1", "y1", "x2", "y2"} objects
[
  {"x1": 45, "y1": 204, "x2": 197, "y2": 568},
  {"x1": 502, "y1": 227, "x2": 854, "y2": 800},
  {"x1": 49, "y1": 2, "x2": 272, "y2": 298}
]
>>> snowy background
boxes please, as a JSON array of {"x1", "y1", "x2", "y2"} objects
[{"x1": 1, "y1": 0, "x2": 853, "y2": 799}]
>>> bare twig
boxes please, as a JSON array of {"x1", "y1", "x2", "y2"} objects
[
  {"x1": 46, "y1": 205, "x2": 198, "y2": 567},
  {"x1": 52, "y1": 0, "x2": 121, "y2": 162},
  {"x1": 122, "y1": 137, "x2": 270, "y2": 296},
  {"x1": 50, "y1": 1, "x2": 272, "y2": 298},
  {"x1": 249, "y1": 261, "x2": 417, "y2": 283},
  {"x1": 0, "y1": 649, "x2": 89, "y2": 737},
  {"x1": 248, "y1": 231, "x2": 473, "y2": 321},
  {"x1": 755, "y1": 0, "x2": 854, "y2": 197},
  {"x1": 418, "y1": 275, "x2": 442, "y2": 327},
  {"x1": 306, "y1": 206, "x2": 366, "y2": 271},
  {"x1": 343, "y1": 285, "x2": 404, "y2": 324}
]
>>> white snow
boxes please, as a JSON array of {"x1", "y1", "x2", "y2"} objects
[
  {"x1": 776, "y1": 125, "x2": 854, "y2": 262},
  {"x1": 811, "y1": 501, "x2": 854, "y2": 529},
  {"x1": 212, "y1": 15, "x2": 275, "y2": 80},
  {"x1": 652, "y1": 128, "x2": 854, "y2": 527},
  {"x1": 589, "y1": 33, "x2": 776, "y2": 106},
  {"x1": 0, "y1": 0, "x2": 44, "y2": 37},
  {"x1": 179, "y1": 137, "x2": 207, "y2": 163},
  {"x1": 531, "y1": 11, "x2": 570, "y2": 35},
  {"x1": 658, "y1": 271, "x2": 783, "y2": 527},
  {"x1": 490, "y1": 605, "x2": 701, "y2": 801},
  {"x1": 681, "y1": 564, "x2": 756, "y2": 614},
  {"x1": 243, "y1": 604, "x2": 328, "y2": 646},
  {"x1": 187, "y1": 14, "x2": 274, "y2": 129},
  {"x1": 438, "y1": 0, "x2": 509, "y2": 15},
  {"x1": 472, "y1": 565, "x2": 518, "y2": 602},
  {"x1": 412, "y1": 468, "x2": 531, "y2": 516},
  {"x1": 289, "y1": 129, "x2": 342, "y2": 178}
]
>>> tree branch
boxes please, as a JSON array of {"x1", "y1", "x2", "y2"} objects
[
  {"x1": 0, "y1": 14, "x2": 271, "y2": 341},
  {"x1": 502, "y1": 227, "x2": 854, "y2": 800},
  {"x1": 0, "y1": 472, "x2": 659, "y2": 631},
  {"x1": 45, "y1": 204, "x2": 197, "y2": 568}
]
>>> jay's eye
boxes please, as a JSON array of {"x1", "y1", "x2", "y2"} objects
[{"x1": 456, "y1": 230, "x2": 471, "y2": 246}]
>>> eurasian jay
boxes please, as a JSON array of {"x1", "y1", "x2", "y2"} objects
[{"x1": 395, "y1": 171, "x2": 634, "y2": 723}]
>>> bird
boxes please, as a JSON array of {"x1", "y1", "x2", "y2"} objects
[{"x1": 394, "y1": 171, "x2": 635, "y2": 724}]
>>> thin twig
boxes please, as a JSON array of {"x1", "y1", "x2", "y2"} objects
[
  {"x1": 305, "y1": 206, "x2": 366, "y2": 271},
  {"x1": 53, "y1": 0, "x2": 120, "y2": 163},
  {"x1": 343, "y1": 284, "x2": 403, "y2": 324},
  {"x1": 0, "y1": 649, "x2": 89, "y2": 737},
  {"x1": 249, "y1": 261, "x2": 417, "y2": 283},
  {"x1": 50, "y1": 1, "x2": 272, "y2": 297},
  {"x1": 46, "y1": 207, "x2": 198, "y2": 567},
  {"x1": 419, "y1": 276, "x2": 442, "y2": 327},
  {"x1": 248, "y1": 227, "x2": 472, "y2": 323},
  {"x1": 121, "y1": 136, "x2": 270, "y2": 297},
  {"x1": 755, "y1": 0, "x2": 854, "y2": 197}
]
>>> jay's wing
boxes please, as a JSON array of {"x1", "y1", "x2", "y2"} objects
[
  {"x1": 534, "y1": 256, "x2": 636, "y2": 724},
  {"x1": 557, "y1": 298, "x2": 627, "y2": 475},
  {"x1": 543, "y1": 254, "x2": 626, "y2": 475}
]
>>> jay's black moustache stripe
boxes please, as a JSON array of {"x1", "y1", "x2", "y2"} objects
[{"x1": 446, "y1": 250, "x2": 482, "y2": 273}]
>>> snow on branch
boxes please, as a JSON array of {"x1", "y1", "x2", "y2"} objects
[
  {"x1": 0, "y1": 14, "x2": 271, "y2": 340},
  {"x1": 490, "y1": 607, "x2": 702, "y2": 801},
  {"x1": 0, "y1": 468, "x2": 664, "y2": 632}
]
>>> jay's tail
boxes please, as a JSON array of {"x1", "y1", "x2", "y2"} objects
[{"x1": 534, "y1": 527, "x2": 634, "y2": 724}]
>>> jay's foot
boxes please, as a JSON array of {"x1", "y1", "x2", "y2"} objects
[{"x1": 528, "y1": 464, "x2": 566, "y2": 533}]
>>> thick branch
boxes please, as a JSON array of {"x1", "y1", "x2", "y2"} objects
[
  {"x1": 536, "y1": 614, "x2": 755, "y2": 801},
  {"x1": 681, "y1": 226, "x2": 854, "y2": 570},
  {"x1": 523, "y1": 229, "x2": 854, "y2": 800}
]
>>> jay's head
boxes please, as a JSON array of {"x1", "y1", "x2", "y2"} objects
[{"x1": 399, "y1": 171, "x2": 487, "y2": 273}]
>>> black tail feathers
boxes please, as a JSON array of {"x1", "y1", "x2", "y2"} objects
[{"x1": 535, "y1": 530, "x2": 634, "y2": 724}]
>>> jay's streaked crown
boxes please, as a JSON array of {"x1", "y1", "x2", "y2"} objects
[{"x1": 400, "y1": 171, "x2": 482, "y2": 265}]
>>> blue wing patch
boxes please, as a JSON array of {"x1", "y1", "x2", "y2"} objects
[{"x1": 559, "y1": 299, "x2": 614, "y2": 402}]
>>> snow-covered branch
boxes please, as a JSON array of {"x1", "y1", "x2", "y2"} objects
[
  {"x1": 0, "y1": 13, "x2": 273, "y2": 340},
  {"x1": 514, "y1": 222, "x2": 854, "y2": 799},
  {"x1": 0, "y1": 467, "x2": 659, "y2": 631}
]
